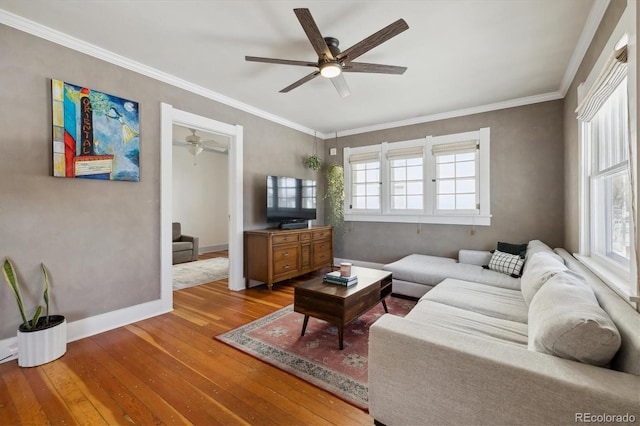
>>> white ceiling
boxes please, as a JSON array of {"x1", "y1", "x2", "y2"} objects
[{"x1": 1, "y1": 0, "x2": 599, "y2": 136}]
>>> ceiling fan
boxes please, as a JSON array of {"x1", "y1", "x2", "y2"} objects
[
  {"x1": 245, "y1": 8, "x2": 409, "y2": 98},
  {"x1": 176, "y1": 129, "x2": 228, "y2": 164}
]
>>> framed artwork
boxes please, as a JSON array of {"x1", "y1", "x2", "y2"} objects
[{"x1": 51, "y1": 79, "x2": 140, "y2": 181}]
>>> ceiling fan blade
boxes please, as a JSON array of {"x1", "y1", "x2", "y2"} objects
[
  {"x1": 330, "y1": 74, "x2": 351, "y2": 98},
  {"x1": 245, "y1": 56, "x2": 317, "y2": 67},
  {"x1": 294, "y1": 8, "x2": 334, "y2": 60},
  {"x1": 343, "y1": 62, "x2": 407, "y2": 74},
  {"x1": 280, "y1": 71, "x2": 321, "y2": 93},
  {"x1": 337, "y1": 18, "x2": 409, "y2": 63}
]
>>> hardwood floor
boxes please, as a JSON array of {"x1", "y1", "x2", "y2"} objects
[{"x1": 0, "y1": 258, "x2": 373, "y2": 425}]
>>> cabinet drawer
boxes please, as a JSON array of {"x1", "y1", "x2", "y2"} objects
[
  {"x1": 273, "y1": 258, "x2": 299, "y2": 275},
  {"x1": 312, "y1": 229, "x2": 331, "y2": 240},
  {"x1": 273, "y1": 234, "x2": 299, "y2": 244},
  {"x1": 313, "y1": 248, "x2": 331, "y2": 266},
  {"x1": 299, "y1": 232, "x2": 311, "y2": 242},
  {"x1": 313, "y1": 240, "x2": 331, "y2": 253},
  {"x1": 273, "y1": 244, "x2": 298, "y2": 262}
]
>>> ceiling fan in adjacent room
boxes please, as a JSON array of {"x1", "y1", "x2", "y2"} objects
[
  {"x1": 175, "y1": 129, "x2": 228, "y2": 164},
  {"x1": 245, "y1": 8, "x2": 409, "y2": 98}
]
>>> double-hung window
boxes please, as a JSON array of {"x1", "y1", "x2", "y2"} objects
[
  {"x1": 388, "y1": 145, "x2": 424, "y2": 212},
  {"x1": 348, "y1": 148, "x2": 381, "y2": 212},
  {"x1": 432, "y1": 140, "x2": 479, "y2": 213},
  {"x1": 343, "y1": 128, "x2": 490, "y2": 225},
  {"x1": 577, "y1": 36, "x2": 636, "y2": 300}
]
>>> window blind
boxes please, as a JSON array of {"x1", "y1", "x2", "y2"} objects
[
  {"x1": 576, "y1": 45, "x2": 628, "y2": 121},
  {"x1": 386, "y1": 146, "x2": 424, "y2": 159},
  {"x1": 348, "y1": 151, "x2": 380, "y2": 163},
  {"x1": 431, "y1": 140, "x2": 478, "y2": 156}
]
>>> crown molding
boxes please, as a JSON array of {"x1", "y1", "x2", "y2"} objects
[
  {"x1": 559, "y1": 0, "x2": 611, "y2": 96},
  {"x1": 0, "y1": 9, "x2": 318, "y2": 138},
  {"x1": 334, "y1": 91, "x2": 564, "y2": 138},
  {"x1": 0, "y1": 4, "x2": 609, "y2": 141}
]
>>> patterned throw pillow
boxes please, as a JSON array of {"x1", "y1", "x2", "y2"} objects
[{"x1": 488, "y1": 249, "x2": 525, "y2": 277}]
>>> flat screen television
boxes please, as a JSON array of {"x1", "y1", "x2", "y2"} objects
[{"x1": 266, "y1": 176, "x2": 317, "y2": 226}]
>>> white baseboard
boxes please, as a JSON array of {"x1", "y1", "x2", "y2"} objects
[
  {"x1": 334, "y1": 257, "x2": 385, "y2": 270},
  {"x1": 0, "y1": 299, "x2": 172, "y2": 365},
  {"x1": 199, "y1": 244, "x2": 228, "y2": 254}
]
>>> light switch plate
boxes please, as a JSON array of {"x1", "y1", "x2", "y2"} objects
[{"x1": 330, "y1": 148, "x2": 337, "y2": 156}]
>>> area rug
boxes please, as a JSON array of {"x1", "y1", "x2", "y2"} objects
[
  {"x1": 172, "y1": 257, "x2": 229, "y2": 290},
  {"x1": 215, "y1": 296, "x2": 416, "y2": 409}
]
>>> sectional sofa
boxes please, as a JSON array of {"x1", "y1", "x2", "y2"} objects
[{"x1": 370, "y1": 241, "x2": 640, "y2": 425}]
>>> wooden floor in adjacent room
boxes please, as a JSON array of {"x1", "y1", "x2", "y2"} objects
[{"x1": 0, "y1": 256, "x2": 372, "y2": 425}]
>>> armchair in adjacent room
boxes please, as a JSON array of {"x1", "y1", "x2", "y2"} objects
[{"x1": 172, "y1": 222, "x2": 199, "y2": 264}]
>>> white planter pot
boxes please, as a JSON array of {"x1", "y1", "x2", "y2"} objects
[{"x1": 17, "y1": 315, "x2": 67, "y2": 367}]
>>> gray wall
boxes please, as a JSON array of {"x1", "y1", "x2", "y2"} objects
[
  {"x1": 326, "y1": 100, "x2": 565, "y2": 263},
  {"x1": 563, "y1": 0, "x2": 628, "y2": 253},
  {"x1": 0, "y1": 24, "x2": 321, "y2": 339}
]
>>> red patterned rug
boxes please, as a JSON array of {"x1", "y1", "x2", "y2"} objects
[{"x1": 215, "y1": 296, "x2": 416, "y2": 409}]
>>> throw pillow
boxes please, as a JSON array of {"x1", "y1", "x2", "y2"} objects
[
  {"x1": 497, "y1": 241, "x2": 527, "y2": 258},
  {"x1": 528, "y1": 271, "x2": 621, "y2": 366},
  {"x1": 487, "y1": 250, "x2": 525, "y2": 277},
  {"x1": 520, "y1": 252, "x2": 567, "y2": 306}
]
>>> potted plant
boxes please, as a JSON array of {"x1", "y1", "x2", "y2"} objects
[
  {"x1": 2, "y1": 258, "x2": 67, "y2": 367},
  {"x1": 304, "y1": 154, "x2": 322, "y2": 171}
]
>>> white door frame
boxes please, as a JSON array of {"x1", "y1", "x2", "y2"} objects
[{"x1": 160, "y1": 103, "x2": 244, "y2": 311}]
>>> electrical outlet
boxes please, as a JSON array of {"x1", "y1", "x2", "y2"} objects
[{"x1": 330, "y1": 148, "x2": 337, "y2": 156}]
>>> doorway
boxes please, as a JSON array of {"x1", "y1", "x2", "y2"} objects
[
  {"x1": 172, "y1": 124, "x2": 230, "y2": 259},
  {"x1": 160, "y1": 103, "x2": 244, "y2": 312}
]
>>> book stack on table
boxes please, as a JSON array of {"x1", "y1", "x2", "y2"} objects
[{"x1": 323, "y1": 271, "x2": 358, "y2": 287}]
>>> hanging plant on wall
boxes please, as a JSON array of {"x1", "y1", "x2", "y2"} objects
[
  {"x1": 304, "y1": 132, "x2": 322, "y2": 171},
  {"x1": 304, "y1": 154, "x2": 322, "y2": 171},
  {"x1": 325, "y1": 164, "x2": 344, "y2": 227}
]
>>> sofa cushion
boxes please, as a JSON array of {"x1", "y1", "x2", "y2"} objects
[
  {"x1": 528, "y1": 271, "x2": 621, "y2": 366},
  {"x1": 173, "y1": 241, "x2": 193, "y2": 251},
  {"x1": 525, "y1": 240, "x2": 562, "y2": 263},
  {"x1": 422, "y1": 278, "x2": 528, "y2": 323},
  {"x1": 406, "y1": 299, "x2": 528, "y2": 347},
  {"x1": 172, "y1": 222, "x2": 182, "y2": 242},
  {"x1": 382, "y1": 254, "x2": 456, "y2": 287},
  {"x1": 487, "y1": 250, "x2": 525, "y2": 277},
  {"x1": 497, "y1": 241, "x2": 527, "y2": 257},
  {"x1": 384, "y1": 255, "x2": 521, "y2": 291},
  {"x1": 520, "y1": 252, "x2": 567, "y2": 306}
]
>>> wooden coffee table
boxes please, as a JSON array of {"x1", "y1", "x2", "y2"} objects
[{"x1": 294, "y1": 266, "x2": 392, "y2": 350}]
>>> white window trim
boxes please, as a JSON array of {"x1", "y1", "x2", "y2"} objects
[
  {"x1": 576, "y1": 0, "x2": 637, "y2": 302},
  {"x1": 343, "y1": 128, "x2": 491, "y2": 226}
]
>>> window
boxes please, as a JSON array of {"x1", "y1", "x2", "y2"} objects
[
  {"x1": 348, "y1": 149, "x2": 381, "y2": 212},
  {"x1": 343, "y1": 128, "x2": 490, "y2": 225},
  {"x1": 577, "y1": 36, "x2": 635, "y2": 299},
  {"x1": 590, "y1": 78, "x2": 630, "y2": 268},
  {"x1": 432, "y1": 140, "x2": 478, "y2": 213},
  {"x1": 388, "y1": 146, "x2": 424, "y2": 211}
]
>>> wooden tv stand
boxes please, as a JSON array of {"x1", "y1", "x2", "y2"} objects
[{"x1": 244, "y1": 226, "x2": 333, "y2": 291}]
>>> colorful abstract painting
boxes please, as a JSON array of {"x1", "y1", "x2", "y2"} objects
[{"x1": 51, "y1": 80, "x2": 140, "y2": 181}]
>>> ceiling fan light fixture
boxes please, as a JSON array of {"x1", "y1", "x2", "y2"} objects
[
  {"x1": 187, "y1": 143, "x2": 203, "y2": 157},
  {"x1": 320, "y1": 62, "x2": 342, "y2": 78}
]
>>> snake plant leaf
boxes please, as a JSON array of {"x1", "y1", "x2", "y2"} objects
[
  {"x1": 2, "y1": 258, "x2": 29, "y2": 328},
  {"x1": 30, "y1": 306, "x2": 43, "y2": 331},
  {"x1": 41, "y1": 263, "x2": 50, "y2": 324}
]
